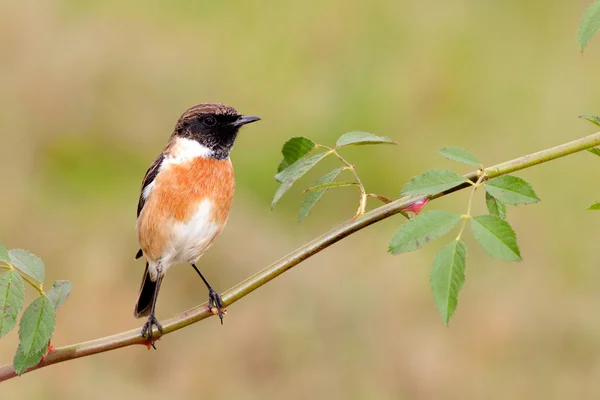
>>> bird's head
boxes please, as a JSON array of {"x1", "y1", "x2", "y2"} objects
[{"x1": 172, "y1": 103, "x2": 260, "y2": 159}]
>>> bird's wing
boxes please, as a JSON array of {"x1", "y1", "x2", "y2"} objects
[
  {"x1": 135, "y1": 153, "x2": 165, "y2": 259},
  {"x1": 137, "y1": 153, "x2": 165, "y2": 218}
]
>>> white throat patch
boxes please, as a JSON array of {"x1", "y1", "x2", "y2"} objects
[{"x1": 164, "y1": 137, "x2": 213, "y2": 166}]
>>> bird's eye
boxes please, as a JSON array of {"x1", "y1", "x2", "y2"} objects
[{"x1": 203, "y1": 116, "x2": 217, "y2": 127}]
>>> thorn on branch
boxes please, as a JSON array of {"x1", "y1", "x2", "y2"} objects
[{"x1": 401, "y1": 198, "x2": 430, "y2": 216}]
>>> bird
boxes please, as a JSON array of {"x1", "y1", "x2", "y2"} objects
[{"x1": 133, "y1": 102, "x2": 260, "y2": 348}]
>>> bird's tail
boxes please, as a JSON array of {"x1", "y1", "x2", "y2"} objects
[{"x1": 134, "y1": 262, "x2": 163, "y2": 318}]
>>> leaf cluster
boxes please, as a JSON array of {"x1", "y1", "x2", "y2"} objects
[
  {"x1": 272, "y1": 135, "x2": 548, "y2": 324},
  {"x1": 387, "y1": 147, "x2": 540, "y2": 323},
  {"x1": 0, "y1": 243, "x2": 72, "y2": 374},
  {"x1": 272, "y1": 132, "x2": 395, "y2": 220}
]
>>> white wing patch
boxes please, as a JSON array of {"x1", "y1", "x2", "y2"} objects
[{"x1": 142, "y1": 180, "x2": 156, "y2": 200}]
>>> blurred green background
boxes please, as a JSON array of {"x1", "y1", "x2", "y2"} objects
[{"x1": 3, "y1": 0, "x2": 600, "y2": 398}]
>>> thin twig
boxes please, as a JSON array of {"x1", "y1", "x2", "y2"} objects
[
  {"x1": 367, "y1": 193, "x2": 393, "y2": 204},
  {"x1": 1, "y1": 131, "x2": 599, "y2": 382},
  {"x1": 456, "y1": 172, "x2": 486, "y2": 240},
  {"x1": 321, "y1": 145, "x2": 369, "y2": 215}
]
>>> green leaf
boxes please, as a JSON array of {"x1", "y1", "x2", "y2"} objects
[
  {"x1": 471, "y1": 215, "x2": 521, "y2": 261},
  {"x1": 0, "y1": 243, "x2": 9, "y2": 265},
  {"x1": 483, "y1": 176, "x2": 540, "y2": 205},
  {"x1": 430, "y1": 240, "x2": 467, "y2": 325},
  {"x1": 587, "y1": 202, "x2": 600, "y2": 210},
  {"x1": 272, "y1": 153, "x2": 328, "y2": 209},
  {"x1": 438, "y1": 146, "x2": 481, "y2": 167},
  {"x1": 580, "y1": 115, "x2": 600, "y2": 127},
  {"x1": 298, "y1": 168, "x2": 344, "y2": 222},
  {"x1": 14, "y1": 348, "x2": 47, "y2": 376},
  {"x1": 578, "y1": 1, "x2": 600, "y2": 52},
  {"x1": 46, "y1": 280, "x2": 73, "y2": 310},
  {"x1": 304, "y1": 181, "x2": 357, "y2": 192},
  {"x1": 485, "y1": 192, "x2": 507, "y2": 219},
  {"x1": 8, "y1": 249, "x2": 45, "y2": 282},
  {"x1": 13, "y1": 295, "x2": 55, "y2": 375},
  {"x1": 335, "y1": 131, "x2": 395, "y2": 147},
  {"x1": 0, "y1": 271, "x2": 25, "y2": 338},
  {"x1": 401, "y1": 169, "x2": 470, "y2": 196},
  {"x1": 388, "y1": 210, "x2": 462, "y2": 254},
  {"x1": 588, "y1": 148, "x2": 600, "y2": 157},
  {"x1": 277, "y1": 137, "x2": 316, "y2": 173}
]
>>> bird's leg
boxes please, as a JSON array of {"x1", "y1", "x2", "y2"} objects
[
  {"x1": 190, "y1": 263, "x2": 225, "y2": 324},
  {"x1": 141, "y1": 272, "x2": 163, "y2": 349}
]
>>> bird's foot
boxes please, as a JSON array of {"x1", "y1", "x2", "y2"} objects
[
  {"x1": 141, "y1": 314, "x2": 163, "y2": 349},
  {"x1": 207, "y1": 288, "x2": 226, "y2": 324}
]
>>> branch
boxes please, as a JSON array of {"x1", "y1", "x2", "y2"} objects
[{"x1": 1, "y1": 131, "x2": 599, "y2": 382}]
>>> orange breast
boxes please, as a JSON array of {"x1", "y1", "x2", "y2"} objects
[{"x1": 137, "y1": 157, "x2": 235, "y2": 261}]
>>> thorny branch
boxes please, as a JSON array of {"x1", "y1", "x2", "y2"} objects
[{"x1": 1, "y1": 131, "x2": 600, "y2": 382}]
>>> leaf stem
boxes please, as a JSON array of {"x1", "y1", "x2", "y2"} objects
[
  {"x1": 331, "y1": 149, "x2": 368, "y2": 215},
  {"x1": 456, "y1": 172, "x2": 486, "y2": 240},
  {"x1": 316, "y1": 145, "x2": 374, "y2": 216},
  {"x1": 316, "y1": 144, "x2": 370, "y2": 216},
  {"x1": 19, "y1": 273, "x2": 45, "y2": 296},
  {"x1": 367, "y1": 193, "x2": 392, "y2": 204},
  {"x1": 1, "y1": 131, "x2": 600, "y2": 381},
  {"x1": 0, "y1": 263, "x2": 44, "y2": 295}
]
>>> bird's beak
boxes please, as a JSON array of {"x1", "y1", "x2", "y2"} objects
[{"x1": 232, "y1": 115, "x2": 261, "y2": 127}]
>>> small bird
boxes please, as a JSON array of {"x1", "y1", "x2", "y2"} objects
[{"x1": 133, "y1": 102, "x2": 260, "y2": 348}]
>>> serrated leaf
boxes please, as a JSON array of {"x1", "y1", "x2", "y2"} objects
[
  {"x1": 298, "y1": 168, "x2": 344, "y2": 222},
  {"x1": 335, "y1": 131, "x2": 395, "y2": 147},
  {"x1": 471, "y1": 215, "x2": 521, "y2": 261},
  {"x1": 277, "y1": 137, "x2": 316, "y2": 173},
  {"x1": 401, "y1": 169, "x2": 470, "y2": 196},
  {"x1": 0, "y1": 271, "x2": 25, "y2": 338},
  {"x1": 8, "y1": 249, "x2": 45, "y2": 282},
  {"x1": 0, "y1": 243, "x2": 9, "y2": 265},
  {"x1": 272, "y1": 153, "x2": 328, "y2": 209},
  {"x1": 388, "y1": 210, "x2": 462, "y2": 254},
  {"x1": 483, "y1": 175, "x2": 539, "y2": 205},
  {"x1": 580, "y1": 115, "x2": 600, "y2": 127},
  {"x1": 588, "y1": 148, "x2": 600, "y2": 157},
  {"x1": 13, "y1": 295, "x2": 55, "y2": 375},
  {"x1": 304, "y1": 181, "x2": 357, "y2": 192},
  {"x1": 46, "y1": 280, "x2": 73, "y2": 310},
  {"x1": 587, "y1": 202, "x2": 600, "y2": 210},
  {"x1": 13, "y1": 348, "x2": 46, "y2": 376},
  {"x1": 578, "y1": 1, "x2": 600, "y2": 52},
  {"x1": 485, "y1": 192, "x2": 507, "y2": 219},
  {"x1": 430, "y1": 240, "x2": 467, "y2": 324},
  {"x1": 438, "y1": 146, "x2": 481, "y2": 167}
]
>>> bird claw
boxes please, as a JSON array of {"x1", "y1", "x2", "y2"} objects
[
  {"x1": 141, "y1": 314, "x2": 163, "y2": 349},
  {"x1": 208, "y1": 289, "x2": 226, "y2": 325}
]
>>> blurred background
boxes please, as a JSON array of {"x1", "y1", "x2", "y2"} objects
[{"x1": 2, "y1": 0, "x2": 600, "y2": 398}]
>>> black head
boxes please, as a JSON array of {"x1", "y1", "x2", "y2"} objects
[{"x1": 172, "y1": 103, "x2": 260, "y2": 160}]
